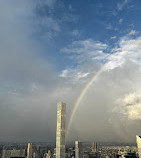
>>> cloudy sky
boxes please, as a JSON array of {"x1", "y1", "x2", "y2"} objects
[{"x1": 0, "y1": 0, "x2": 141, "y2": 143}]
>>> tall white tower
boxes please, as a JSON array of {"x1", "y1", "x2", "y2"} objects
[
  {"x1": 56, "y1": 102, "x2": 66, "y2": 158},
  {"x1": 136, "y1": 135, "x2": 141, "y2": 158}
]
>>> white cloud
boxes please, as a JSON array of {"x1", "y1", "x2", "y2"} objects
[
  {"x1": 59, "y1": 68, "x2": 90, "y2": 84},
  {"x1": 59, "y1": 69, "x2": 69, "y2": 78},
  {"x1": 114, "y1": 92, "x2": 141, "y2": 120},
  {"x1": 60, "y1": 39, "x2": 108, "y2": 84},
  {"x1": 128, "y1": 30, "x2": 138, "y2": 36},
  {"x1": 61, "y1": 35, "x2": 141, "y2": 74},
  {"x1": 106, "y1": 36, "x2": 141, "y2": 70},
  {"x1": 117, "y1": 0, "x2": 129, "y2": 10},
  {"x1": 111, "y1": 36, "x2": 117, "y2": 40},
  {"x1": 60, "y1": 35, "x2": 141, "y2": 86},
  {"x1": 61, "y1": 39, "x2": 108, "y2": 63}
]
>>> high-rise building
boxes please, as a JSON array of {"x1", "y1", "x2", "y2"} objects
[
  {"x1": 46, "y1": 150, "x2": 51, "y2": 158},
  {"x1": 27, "y1": 143, "x2": 32, "y2": 158},
  {"x1": 136, "y1": 135, "x2": 141, "y2": 158},
  {"x1": 75, "y1": 141, "x2": 83, "y2": 158},
  {"x1": 89, "y1": 142, "x2": 100, "y2": 158},
  {"x1": 92, "y1": 142, "x2": 97, "y2": 153},
  {"x1": 37, "y1": 145, "x2": 40, "y2": 154},
  {"x1": 56, "y1": 102, "x2": 66, "y2": 158},
  {"x1": 36, "y1": 145, "x2": 40, "y2": 158}
]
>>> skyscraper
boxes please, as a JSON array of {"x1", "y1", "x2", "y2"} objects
[
  {"x1": 75, "y1": 141, "x2": 83, "y2": 158},
  {"x1": 27, "y1": 143, "x2": 32, "y2": 158},
  {"x1": 56, "y1": 102, "x2": 66, "y2": 158},
  {"x1": 36, "y1": 145, "x2": 40, "y2": 158},
  {"x1": 92, "y1": 142, "x2": 97, "y2": 153},
  {"x1": 37, "y1": 145, "x2": 40, "y2": 154},
  {"x1": 46, "y1": 150, "x2": 51, "y2": 158},
  {"x1": 136, "y1": 135, "x2": 141, "y2": 158}
]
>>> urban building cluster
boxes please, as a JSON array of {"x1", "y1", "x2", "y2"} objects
[{"x1": 0, "y1": 102, "x2": 141, "y2": 158}]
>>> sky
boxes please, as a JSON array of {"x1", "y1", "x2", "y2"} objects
[{"x1": 0, "y1": 0, "x2": 141, "y2": 143}]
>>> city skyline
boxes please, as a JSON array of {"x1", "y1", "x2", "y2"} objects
[{"x1": 0, "y1": 0, "x2": 141, "y2": 143}]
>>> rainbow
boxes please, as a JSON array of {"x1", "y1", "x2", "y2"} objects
[{"x1": 66, "y1": 64, "x2": 107, "y2": 136}]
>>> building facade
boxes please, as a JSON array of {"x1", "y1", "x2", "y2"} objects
[
  {"x1": 56, "y1": 102, "x2": 66, "y2": 158},
  {"x1": 27, "y1": 143, "x2": 32, "y2": 158},
  {"x1": 75, "y1": 141, "x2": 83, "y2": 158},
  {"x1": 92, "y1": 142, "x2": 97, "y2": 153},
  {"x1": 136, "y1": 135, "x2": 141, "y2": 158}
]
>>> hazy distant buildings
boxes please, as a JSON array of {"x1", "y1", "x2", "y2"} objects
[
  {"x1": 2, "y1": 149, "x2": 25, "y2": 158},
  {"x1": 136, "y1": 135, "x2": 141, "y2": 158},
  {"x1": 89, "y1": 142, "x2": 99, "y2": 158},
  {"x1": 27, "y1": 143, "x2": 32, "y2": 158},
  {"x1": 75, "y1": 141, "x2": 83, "y2": 158},
  {"x1": 37, "y1": 145, "x2": 40, "y2": 155},
  {"x1": 56, "y1": 102, "x2": 66, "y2": 158}
]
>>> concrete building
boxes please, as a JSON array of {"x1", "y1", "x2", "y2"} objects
[
  {"x1": 136, "y1": 135, "x2": 141, "y2": 158},
  {"x1": 2, "y1": 149, "x2": 25, "y2": 158},
  {"x1": 75, "y1": 141, "x2": 83, "y2": 158},
  {"x1": 27, "y1": 143, "x2": 32, "y2": 158},
  {"x1": 56, "y1": 102, "x2": 66, "y2": 158}
]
